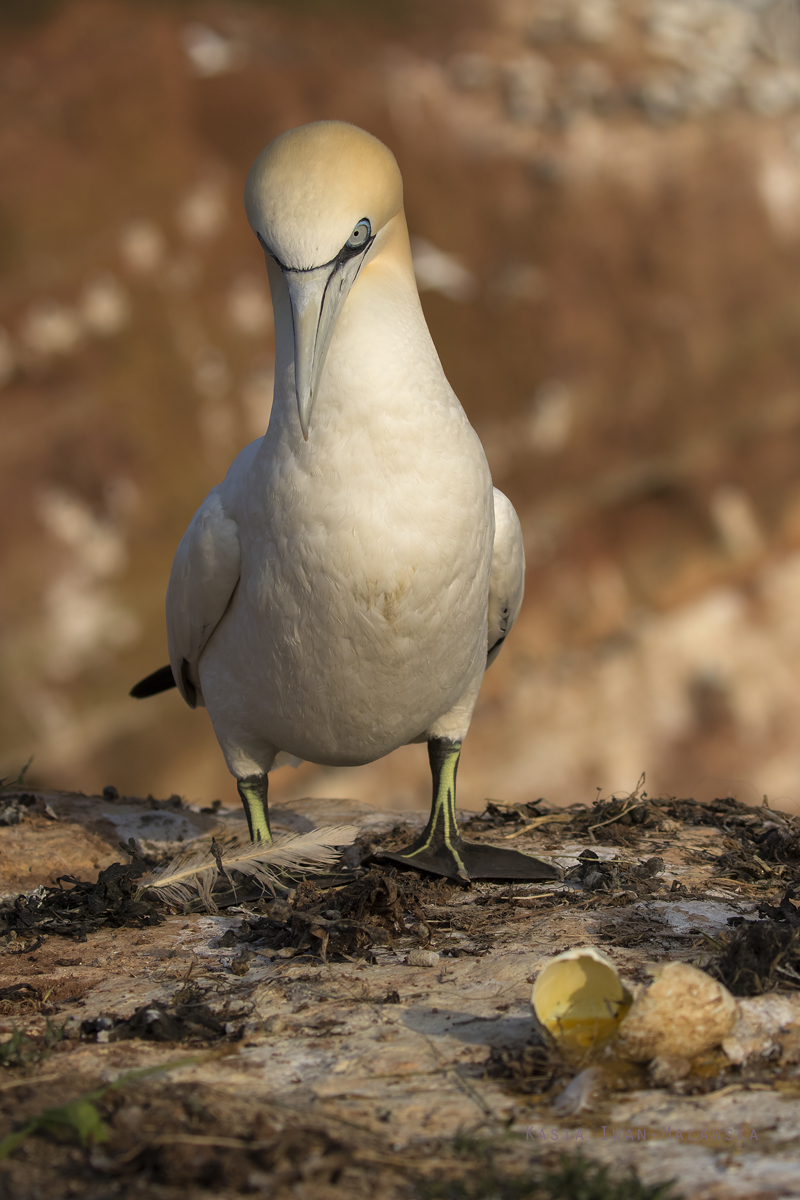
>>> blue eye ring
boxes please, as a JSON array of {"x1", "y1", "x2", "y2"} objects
[{"x1": 346, "y1": 218, "x2": 371, "y2": 250}]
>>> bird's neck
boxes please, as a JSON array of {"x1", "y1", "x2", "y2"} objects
[{"x1": 263, "y1": 212, "x2": 453, "y2": 452}]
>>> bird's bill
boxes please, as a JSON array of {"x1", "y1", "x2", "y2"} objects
[{"x1": 283, "y1": 254, "x2": 365, "y2": 439}]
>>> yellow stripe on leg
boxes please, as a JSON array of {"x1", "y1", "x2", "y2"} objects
[
  {"x1": 405, "y1": 742, "x2": 466, "y2": 872},
  {"x1": 237, "y1": 778, "x2": 272, "y2": 843}
]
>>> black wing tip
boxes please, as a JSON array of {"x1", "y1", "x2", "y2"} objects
[{"x1": 130, "y1": 665, "x2": 176, "y2": 699}]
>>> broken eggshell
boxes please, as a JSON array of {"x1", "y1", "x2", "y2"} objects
[
  {"x1": 616, "y1": 961, "x2": 738, "y2": 1062},
  {"x1": 531, "y1": 946, "x2": 633, "y2": 1056}
]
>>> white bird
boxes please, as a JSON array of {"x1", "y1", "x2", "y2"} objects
[{"x1": 132, "y1": 121, "x2": 558, "y2": 883}]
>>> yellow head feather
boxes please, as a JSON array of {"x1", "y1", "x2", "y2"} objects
[{"x1": 244, "y1": 121, "x2": 403, "y2": 270}]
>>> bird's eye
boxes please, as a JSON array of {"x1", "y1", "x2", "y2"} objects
[{"x1": 346, "y1": 219, "x2": 371, "y2": 250}]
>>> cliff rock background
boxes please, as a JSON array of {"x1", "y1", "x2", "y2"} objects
[{"x1": 4, "y1": 0, "x2": 800, "y2": 813}]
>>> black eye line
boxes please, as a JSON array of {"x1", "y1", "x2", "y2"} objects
[
  {"x1": 337, "y1": 231, "x2": 374, "y2": 266},
  {"x1": 256, "y1": 228, "x2": 375, "y2": 273}
]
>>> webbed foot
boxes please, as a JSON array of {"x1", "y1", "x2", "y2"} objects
[
  {"x1": 377, "y1": 839, "x2": 561, "y2": 882},
  {"x1": 375, "y1": 738, "x2": 560, "y2": 883}
]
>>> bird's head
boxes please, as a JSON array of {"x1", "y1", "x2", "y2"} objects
[{"x1": 245, "y1": 121, "x2": 403, "y2": 439}]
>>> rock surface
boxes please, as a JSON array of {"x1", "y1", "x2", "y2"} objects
[{"x1": 1, "y1": 788, "x2": 799, "y2": 1198}]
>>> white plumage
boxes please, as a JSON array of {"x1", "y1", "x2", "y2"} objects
[{"x1": 148, "y1": 121, "x2": 556, "y2": 882}]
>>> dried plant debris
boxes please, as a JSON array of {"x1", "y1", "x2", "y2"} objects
[
  {"x1": 0, "y1": 976, "x2": 91, "y2": 1018},
  {"x1": 563, "y1": 850, "x2": 665, "y2": 897},
  {"x1": 310, "y1": 867, "x2": 453, "y2": 928},
  {"x1": 759, "y1": 888, "x2": 800, "y2": 926},
  {"x1": 211, "y1": 891, "x2": 383, "y2": 966},
  {"x1": 457, "y1": 789, "x2": 800, "y2": 915},
  {"x1": 461, "y1": 801, "x2": 532, "y2": 830},
  {"x1": 462, "y1": 783, "x2": 800, "y2": 856},
  {"x1": 592, "y1": 911, "x2": 675, "y2": 949},
  {"x1": 699, "y1": 886, "x2": 800, "y2": 995},
  {"x1": 358, "y1": 821, "x2": 429, "y2": 859},
  {"x1": 710, "y1": 918, "x2": 800, "y2": 995},
  {"x1": 215, "y1": 868, "x2": 452, "y2": 963},
  {"x1": 0, "y1": 862, "x2": 163, "y2": 943},
  {"x1": 3, "y1": 789, "x2": 798, "y2": 962},
  {"x1": 583, "y1": 788, "x2": 796, "y2": 847},
  {"x1": 80, "y1": 981, "x2": 245, "y2": 1046},
  {"x1": 486, "y1": 1032, "x2": 735, "y2": 1105},
  {"x1": 574, "y1": 789, "x2": 787, "y2": 843},
  {"x1": 419, "y1": 1146, "x2": 680, "y2": 1200},
  {"x1": 707, "y1": 813, "x2": 800, "y2": 888},
  {"x1": 0, "y1": 792, "x2": 37, "y2": 827},
  {"x1": 485, "y1": 1037, "x2": 568, "y2": 1095},
  {"x1": 460, "y1": 801, "x2": 581, "y2": 838},
  {"x1": 288, "y1": 868, "x2": 454, "y2": 958}
]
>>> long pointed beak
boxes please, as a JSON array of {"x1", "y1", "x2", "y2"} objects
[{"x1": 283, "y1": 254, "x2": 364, "y2": 440}]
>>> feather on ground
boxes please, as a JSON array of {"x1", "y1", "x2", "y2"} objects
[{"x1": 137, "y1": 825, "x2": 359, "y2": 912}]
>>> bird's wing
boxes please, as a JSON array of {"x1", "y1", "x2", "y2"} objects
[
  {"x1": 487, "y1": 488, "x2": 525, "y2": 668},
  {"x1": 166, "y1": 488, "x2": 241, "y2": 708}
]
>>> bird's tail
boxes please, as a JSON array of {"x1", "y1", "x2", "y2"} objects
[{"x1": 130, "y1": 665, "x2": 176, "y2": 699}]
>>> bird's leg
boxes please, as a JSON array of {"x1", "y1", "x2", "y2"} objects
[
  {"x1": 376, "y1": 738, "x2": 562, "y2": 884},
  {"x1": 375, "y1": 738, "x2": 471, "y2": 881},
  {"x1": 237, "y1": 774, "x2": 272, "y2": 842},
  {"x1": 397, "y1": 739, "x2": 470, "y2": 882}
]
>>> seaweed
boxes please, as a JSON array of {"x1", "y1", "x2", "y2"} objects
[
  {"x1": 210, "y1": 867, "x2": 452, "y2": 962},
  {"x1": 80, "y1": 980, "x2": 245, "y2": 1045},
  {"x1": 710, "y1": 916, "x2": 800, "y2": 995},
  {"x1": 0, "y1": 861, "x2": 163, "y2": 943}
]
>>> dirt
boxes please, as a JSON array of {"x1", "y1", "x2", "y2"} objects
[
  {"x1": 0, "y1": 785, "x2": 222, "y2": 896},
  {"x1": 1, "y1": 788, "x2": 800, "y2": 1198}
]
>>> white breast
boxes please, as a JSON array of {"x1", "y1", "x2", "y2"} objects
[{"x1": 198, "y1": 252, "x2": 494, "y2": 769}]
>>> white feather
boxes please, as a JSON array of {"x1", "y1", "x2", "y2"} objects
[{"x1": 138, "y1": 824, "x2": 359, "y2": 912}]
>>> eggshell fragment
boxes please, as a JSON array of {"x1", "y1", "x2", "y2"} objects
[
  {"x1": 532, "y1": 946, "x2": 633, "y2": 1055},
  {"x1": 616, "y1": 962, "x2": 738, "y2": 1063}
]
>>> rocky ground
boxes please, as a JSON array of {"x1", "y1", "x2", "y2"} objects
[
  {"x1": 5, "y1": 1, "x2": 800, "y2": 812},
  {"x1": 1, "y1": 783, "x2": 800, "y2": 1198}
]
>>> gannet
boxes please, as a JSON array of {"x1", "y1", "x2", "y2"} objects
[{"x1": 132, "y1": 121, "x2": 559, "y2": 883}]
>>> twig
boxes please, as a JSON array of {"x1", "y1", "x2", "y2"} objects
[
  {"x1": 0, "y1": 1073, "x2": 59, "y2": 1092},
  {"x1": 496, "y1": 813, "x2": 573, "y2": 840},
  {"x1": 588, "y1": 801, "x2": 643, "y2": 837}
]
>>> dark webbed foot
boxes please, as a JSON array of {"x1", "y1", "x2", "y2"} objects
[
  {"x1": 376, "y1": 739, "x2": 561, "y2": 883},
  {"x1": 378, "y1": 840, "x2": 561, "y2": 882}
]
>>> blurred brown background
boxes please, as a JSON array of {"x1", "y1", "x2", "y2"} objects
[{"x1": 4, "y1": 0, "x2": 800, "y2": 814}]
